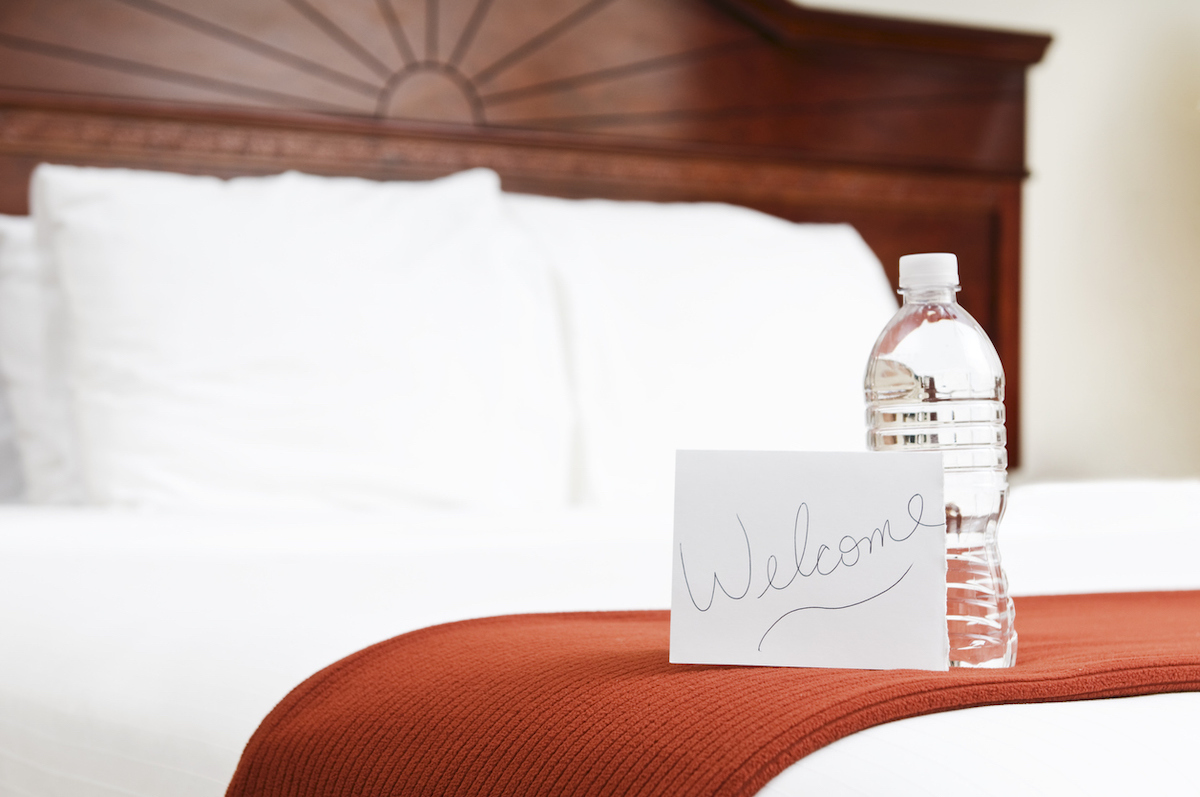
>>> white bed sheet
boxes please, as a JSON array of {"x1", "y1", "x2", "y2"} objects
[{"x1": 2, "y1": 480, "x2": 1199, "y2": 796}]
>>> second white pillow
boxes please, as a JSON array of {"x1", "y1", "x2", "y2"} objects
[{"x1": 507, "y1": 194, "x2": 898, "y2": 511}]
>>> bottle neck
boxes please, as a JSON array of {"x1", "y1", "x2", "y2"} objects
[{"x1": 900, "y1": 284, "x2": 959, "y2": 304}]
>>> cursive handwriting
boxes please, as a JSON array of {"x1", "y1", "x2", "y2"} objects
[
  {"x1": 678, "y1": 493, "x2": 940, "y2": 649},
  {"x1": 757, "y1": 564, "x2": 913, "y2": 650},
  {"x1": 679, "y1": 516, "x2": 753, "y2": 612}
]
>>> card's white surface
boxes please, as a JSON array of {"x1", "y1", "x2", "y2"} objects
[{"x1": 670, "y1": 451, "x2": 948, "y2": 670}]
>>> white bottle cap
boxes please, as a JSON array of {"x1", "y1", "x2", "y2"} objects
[{"x1": 899, "y1": 253, "x2": 959, "y2": 288}]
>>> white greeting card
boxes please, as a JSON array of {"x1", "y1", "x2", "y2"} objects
[{"x1": 670, "y1": 451, "x2": 948, "y2": 671}]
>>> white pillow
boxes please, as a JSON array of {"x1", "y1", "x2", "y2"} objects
[
  {"x1": 34, "y1": 166, "x2": 574, "y2": 511},
  {"x1": 0, "y1": 388, "x2": 21, "y2": 500},
  {"x1": 506, "y1": 194, "x2": 898, "y2": 511},
  {"x1": 0, "y1": 214, "x2": 82, "y2": 503},
  {"x1": 0, "y1": 215, "x2": 30, "y2": 501}
]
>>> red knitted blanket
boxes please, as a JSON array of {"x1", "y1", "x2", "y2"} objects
[{"x1": 227, "y1": 591, "x2": 1200, "y2": 797}]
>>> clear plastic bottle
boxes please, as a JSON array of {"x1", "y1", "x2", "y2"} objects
[{"x1": 864, "y1": 253, "x2": 1016, "y2": 668}]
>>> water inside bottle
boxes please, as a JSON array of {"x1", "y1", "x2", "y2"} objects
[{"x1": 866, "y1": 311, "x2": 1017, "y2": 668}]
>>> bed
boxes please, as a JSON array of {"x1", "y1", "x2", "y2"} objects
[{"x1": 1, "y1": 2, "x2": 1198, "y2": 796}]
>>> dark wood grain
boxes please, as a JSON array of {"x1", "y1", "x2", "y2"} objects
[{"x1": 0, "y1": 0, "x2": 1048, "y2": 464}]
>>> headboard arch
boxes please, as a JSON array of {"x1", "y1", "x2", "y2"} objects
[{"x1": 0, "y1": 0, "x2": 1049, "y2": 463}]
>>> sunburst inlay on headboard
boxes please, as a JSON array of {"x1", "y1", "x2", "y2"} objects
[{"x1": 0, "y1": 0, "x2": 773, "y2": 131}]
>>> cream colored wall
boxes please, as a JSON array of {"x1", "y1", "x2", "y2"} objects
[{"x1": 803, "y1": 0, "x2": 1200, "y2": 482}]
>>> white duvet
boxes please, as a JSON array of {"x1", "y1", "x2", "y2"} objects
[{"x1": 2, "y1": 480, "x2": 1199, "y2": 797}]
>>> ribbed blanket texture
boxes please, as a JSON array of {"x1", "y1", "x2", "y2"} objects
[{"x1": 227, "y1": 590, "x2": 1200, "y2": 797}]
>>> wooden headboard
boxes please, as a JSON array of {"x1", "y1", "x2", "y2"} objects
[{"x1": 0, "y1": 0, "x2": 1048, "y2": 464}]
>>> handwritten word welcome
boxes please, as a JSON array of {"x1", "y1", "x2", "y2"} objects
[{"x1": 678, "y1": 493, "x2": 940, "y2": 650}]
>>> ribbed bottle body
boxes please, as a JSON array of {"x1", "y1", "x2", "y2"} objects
[{"x1": 865, "y1": 290, "x2": 1017, "y2": 668}]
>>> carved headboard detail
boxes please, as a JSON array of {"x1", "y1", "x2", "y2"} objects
[{"x1": 0, "y1": 0, "x2": 1049, "y2": 463}]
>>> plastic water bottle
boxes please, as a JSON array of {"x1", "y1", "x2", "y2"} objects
[{"x1": 864, "y1": 253, "x2": 1016, "y2": 668}]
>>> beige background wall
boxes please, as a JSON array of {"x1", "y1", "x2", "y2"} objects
[{"x1": 804, "y1": 0, "x2": 1200, "y2": 483}]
